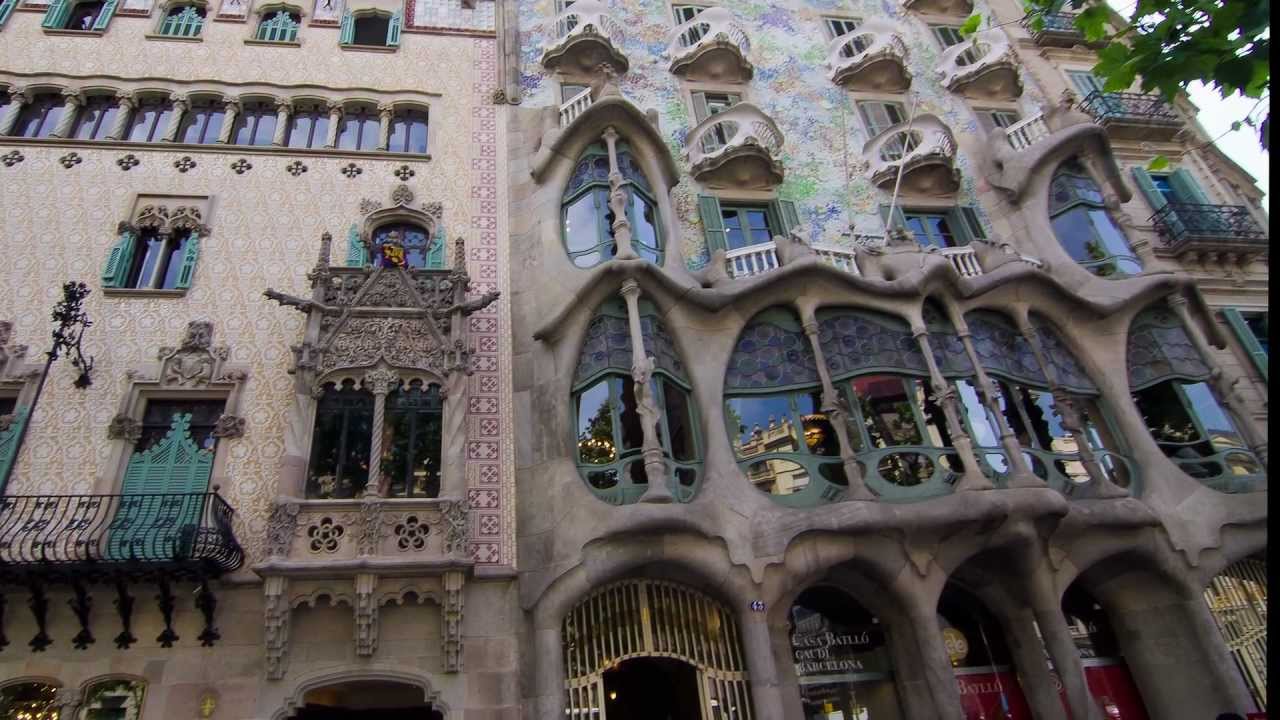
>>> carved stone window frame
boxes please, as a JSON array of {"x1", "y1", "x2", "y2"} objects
[
  {"x1": 0, "y1": 321, "x2": 41, "y2": 409},
  {"x1": 100, "y1": 320, "x2": 249, "y2": 495},
  {"x1": 354, "y1": 183, "x2": 445, "y2": 267},
  {"x1": 104, "y1": 193, "x2": 214, "y2": 298}
]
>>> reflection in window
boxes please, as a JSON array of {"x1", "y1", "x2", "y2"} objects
[
  {"x1": 126, "y1": 97, "x2": 176, "y2": 143},
  {"x1": 1049, "y1": 160, "x2": 1142, "y2": 278},
  {"x1": 177, "y1": 97, "x2": 224, "y2": 144},
  {"x1": 0, "y1": 681, "x2": 59, "y2": 720},
  {"x1": 12, "y1": 94, "x2": 64, "y2": 139},
  {"x1": 80, "y1": 678, "x2": 146, "y2": 720},
  {"x1": 388, "y1": 107, "x2": 428, "y2": 154},
  {"x1": 72, "y1": 95, "x2": 119, "y2": 140},
  {"x1": 232, "y1": 100, "x2": 278, "y2": 146},
  {"x1": 125, "y1": 228, "x2": 195, "y2": 290},
  {"x1": 382, "y1": 380, "x2": 443, "y2": 498},
  {"x1": 561, "y1": 144, "x2": 662, "y2": 268},
  {"x1": 285, "y1": 102, "x2": 330, "y2": 149},
  {"x1": 728, "y1": 390, "x2": 846, "y2": 497},
  {"x1": 306, "y1": 379, "x2": 374, "y2": 499},
  {"x1": 138, "y1": 399, "x2": 224, "y2": 452},
  {"x1": 336, "y1": 105, "x2": 379, "y2": 150}
]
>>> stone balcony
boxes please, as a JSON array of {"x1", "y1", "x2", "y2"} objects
[
  {"x1": 937, "y1": 30, "x2": 1022, "y2": 100},
  {"x1": 1078, "y1": 90, "x2": 1185, "y2": 141},
  {"x1": 901, "y1": 0, "x2": 972, "y2": 17},
  {"x1": 1022, "y1": 11, "x2": 1097, "y2": 47},
  {"x1": 686, "y1": 102, "x2": 784, "y2": 189},
  {"x1": 666, "y1": 6, "x2": 753, "y2": 83},
  {"x1": 826, "y1": 19, "x2": 911, "y2": 92},
  {"x1": 539, "y1": 0, "x2": 628, "y2": 75},
  {"x1": 863, "y1": 114, "x2": 959, "y2": 195},
  {"x1": 1151, "y1": 203, "x2": 1269, "y2": 263}
]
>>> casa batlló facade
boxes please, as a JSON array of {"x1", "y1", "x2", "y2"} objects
[{"x1": 0, "y1": 0, "x2": 1267, "y2": 717}]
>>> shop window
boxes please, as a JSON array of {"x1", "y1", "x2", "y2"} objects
[
  {"x1": 387, "y1": 107, "x2": 428, "y2": 154},
  {"x1": 937, "y1": 584, "x2": 1033, "y2": 720},
  {"x1": 71, "y1": 94, "x2": 119, "y2": 140},
  {"x1": 306, "y1": 379, "x2": 374, "y2": 499},
  {"x1": 231, "y1": 99, "x2": 278, "y2": 146},
  {"x1": 1062, "y1": 584, "x2": 1151, "y2": 719},
  {"x1": 157, "y1": 3, "x2": 205, "y2": 37},
  {"x1": 1049, "y1": 159, "x2": 1142, "y2": 278},
  {"x1": 11, "y1": 93, "x2": 64, "y2": 138},
  {"x1": 561, "y1": 143, "x2": 662, "y2": 268},
  {"x1": 125, "y1": 96, "x2": 176, "y2": 143},
  {"x1": 0, "y1": 681, "x2": 59, "y2": 720},
  {"x1": 336, "y1": 104, "x2": 379, "y2": 150},
  {"x1": 255, "y1": 8, "x2": 300, "y2": 42},
  {"x1": 285, "y1": 101, "x2": 329, "y2": 149},
  {"x1": 572, "y1": 299, "x2": 700, "y2": 504},
  {"x1": 80, "y1": 678, "x2": 146, "y2": 720},
  {"x1": 176, "y1": 96, "x2": 224, "y2": 144}
]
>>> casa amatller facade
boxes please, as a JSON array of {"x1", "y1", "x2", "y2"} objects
[{"x1": 0, "y1": 0, "x2": 1269, "y2": 718}]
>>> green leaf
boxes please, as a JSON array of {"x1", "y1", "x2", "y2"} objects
[
  {"x1": 1076, "y1": 5, "x2": 1110, "y2": 42},
  {"x1": 1146, "y1": 155, "x2": 1169, "y2": 172},
  {"x1": 958, "y1": 13, "x2": 982, "y2": 37}
]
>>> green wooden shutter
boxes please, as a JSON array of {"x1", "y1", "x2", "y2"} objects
[
  {"x1": 0, "y1": 406, "x2": 29, "y2": 495},
  {"x1": 1169, "y1": 168, "x2": 1211, "y2": 205},
  {"x1": 1130, "y1": 167, "x2": 1167, "y2": 211},
  {"x1": 426, "y1": 221, "x2": 446, "y2": 269},
  {"x1": 697, "y1": 194, "x2": 727, "y2": 252},
  {"x1": 1068, "y1": 71, "x2": 1103, "y2": 96},
  {"x1": 173, "y1": 232, "x2": 200, "y2": 289},
  {"x1": 386, "y1": 10, "x2": 401, "y2": 46},
  {"x1": 41, "y1": 0, "x2": 70, "y2": 28},
  {"x1": 338, "y1": 10, "x2": 354, "y2": 44},
  {"x1": 92, "y1": 0, "x2": 118, "y2": 30},
  {"x1": 957, "y1": 206, "x2": 987, "y2": 244},
  {"x1": 775, "y1": 200, "x2": 801, "y2": 236},
  {"x1": 1222, "y1": 308, "x2": 1268, "y2": 382},
  {"x1": 0, "y1": 0, "x2": 18, "y2": 28},
  {"x1": 102, "y1": 230, "x2": 138, "y2": 288},
  {"x1": 345, "y1": 224, "x2": 368, "y2": 266},
  {"x1": 691, "y1": 92, "x2": 709, "y2": 124},
  {"x1": 878, "y1": 204, "x2": 907, "y2": 233}
]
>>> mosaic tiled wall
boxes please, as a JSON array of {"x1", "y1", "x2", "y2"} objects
[{"x1": 517, "y1": 0, "x2": 1050, "y2": 268}]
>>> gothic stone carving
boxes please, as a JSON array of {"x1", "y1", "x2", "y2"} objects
[
  {"x1": 265, "y1": 501, "x2": 300, "y2": 557},
  {"x1": 107, "y1": 414, "x2": 143, "y2": 443},
  {"x1": 157, "y1": 321, "x2": 230, "y2": 387}
]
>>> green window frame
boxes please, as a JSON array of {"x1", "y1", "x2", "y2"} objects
[
  {"x1": 255, "y1": 9, "x2": 300, "y2": 42},
  {"x1": 43, "y1": 0, "x2": 118, "y2": 31},
  {"x1": 158, "y1": 4, "x2": 205, "y2": 37},
  {"x1": 0, "y1": 397, "x2": 28, "y2": 495},
  {"x1": 1049, "y1": 161, "x2": 1142, "y2": 278},
  {"x1": 857, "y1": 100, "x2": 905, "y2": 140},
  {"x1": 696, "y1": 195, "x2": 799, "y2": 254},
  {"x1": 561, "y1": 143, "x2": 662, "y2": 268},
  {"x1": 1221, "y1": 308, "x2": 1268, "y2": 382},
  {"x1": 880, "y1": 205, "x2": 987, "y2": 248},
  {"x1": 340, "y1": 9, "x2": 400, "y2": 47},
  {"x1": 0, "y1": 0, "x2": 19, "y2": 29},
  {"x1": 931, "y1": 25, "x2": 964, "y2": 48},
  {"x1": 101, "y1": 226, "x2": 201, "y2": 291}
]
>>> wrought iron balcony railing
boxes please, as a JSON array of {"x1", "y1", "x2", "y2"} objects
[
  {"x1": 1079, "y1": 90, "x2": 1181, "y2": 126},
  {"x1": 1150, "y1": 203, "x2": 1268, "y2": 249},
  {"x1": 1022, "y1": 12, "x2": 1087, "y2": 45},
  {"x1": 0, "y1": 491, "x2": 243, "y2": 581}
]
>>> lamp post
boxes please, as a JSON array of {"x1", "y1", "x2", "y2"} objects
[{"x1": 0, "y1": 281, "x2": 95, "y2": 491}]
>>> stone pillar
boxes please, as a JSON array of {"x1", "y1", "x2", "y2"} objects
[
  {"x1": 950, "y1": 310, "x2": 1040, "y2": 488},
  {"x1": 799, "y1": 309, "x2": 873, "y2": 500},
  {"x1": 1166, "y1": 293, "x2": 1268, "y2": 466},
  {"x1": 440, "y1": 370, "x2": 468, "y2": 498},
  {"x1": 913, "y1": 326, "x2": 992, "y2": 491},
  {"x1": 768, "y1": 618, "x2": 806, "y2": 720},
  {"x1": 53, "y1": 686, "x2": 82, "y2": 720},
  {"x1": 1027, "y1": 570, "x2": 1104, "y2": 720},
  {"x1": 739, "y1": 611, "x2": 786, "y2": 720},
  {"x1": 106, "y1": 91, "x2": 135, "y2": 140},
  {"x1": 162, "y1": 93, "x2": 187, "y2": 142},
  {"x1": 377, "y1": 102, "x2": 394, "y2": 150},
  {"x1": 325, "y1": 103, "x2": 343, "y2": 148},
  {"x1": 264, "y1": 102, "x2": 287, "y2": 146},
  {"x1": 51, "y1": 88, "x2": 82, "y2": 138},
  {"x1": 601, "y1": 126, "x2": 638, "y2": 260},
  {"x1": 1002, "y1": 606, "x2": 1070, "y2": 720},
  {"x1": 217, "y1": 100, "x2": 240, "y2": 144},
  {"x1": 902, "y1": 595, "x2": 966, "y2": 720},
  {"x1": 532, "y1": 623, "x2": 567, "y2": 718},
  {"x1": 0, "y1": 87, "x2": 27, "y2": 136},
  {"x1": 362, "y1": 368, "x2": 400, "y2": 497},
  {"x1": 619, "y1": 280, "x2": 671, "y2": 503}
]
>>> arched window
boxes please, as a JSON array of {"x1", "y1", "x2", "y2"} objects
[
  {"x1": 80, "y1": 678, "x2": 146, "y2": 720},
  {"x1": 231, "y1": 99, "x2": 277, "y2": 146},
  {"x1": 1048, "y1": 160, "x2": 1142, "y2": 278},
  {"x1": 0, "y1": 681, "x2": 59, "y2": 719},
  {"x1": 562, "y1": 143, "x2": 662, "y2": 268},
  {"x1": 255, "y1": 8, "x2": 300, "y2": 42},
  {"x1": 157, "y1": 3, "x2": 205, "y2": 36},
  {"x1": 337, "y1": 104, "x2": 378, "y2": 151},
  {"x1": 1127, "y1": 306, "x2": 1263, "y2": 491},
  {"x1": 124, "y1": 226, "x2": 198, "y2": 290},
  {"x1": 388, "y1": 106, "x2": 428, "y2": 154},
  {"x1": 176, "y1": 96, "x2": 224, "y2": 144},
  {"x1": 62, "y1": 0, "x2": 106, "y2": 30},
  {"x1": 71, "y1": 94, "x2": 118, "y2": 140},
  {"x1": 125, "y1": 95, "x2": 175, "y2": 143},
  {"x1": 789, "y1": 586, "x2": 905, "y2": 718},
  {"x1": 340, "y1": 8, "x2": 400, "y2": 47},
  {"x1": 286, "y1": 100, "x2": 329, "y2": 149},
  {"x1": 725, "y1": 308, "x2": 847, "y2": 506},
  {"x1": 370, "y1": 222, "x2": 437, "y2": 268},
  {"x1": 572, "y1": 298, "x2": 700, "y2": 504},
  {"x1": 12, "y1": 92, "x2": 63, "y2": 138},
  {"x1": 307, "y1": 379, "x2": 374, "y2": 499}
]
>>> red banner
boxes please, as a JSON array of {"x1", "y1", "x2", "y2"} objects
[{"x1": 955, "y1": 670, "x2": 1033, "y2": 720}]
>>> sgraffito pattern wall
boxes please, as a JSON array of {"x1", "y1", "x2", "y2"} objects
[{"x1": 516, "y1": 0, "x2": 1050, "y2": 268}]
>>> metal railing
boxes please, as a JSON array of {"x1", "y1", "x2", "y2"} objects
[
  {"x1": 1004, "y1": 112, "x2": 1050, "y2": 150},
  {"x1": 0, "y1": 492, "x2": 243, "y2": 578},
  {"x1": 1079, "y1": 90, "x2": 1181, "y2": 125},
  {"x1": 1150, "y1": 203, "x2": 1267, "y2": 246},
  {"x1": 559, "y1": 86, "x2": 594, "y2": 127}
]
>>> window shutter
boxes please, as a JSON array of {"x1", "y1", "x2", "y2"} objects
[
  {"x1": 1129, "y1": 166, "x2": 1167, "y2": 211},
  {"x1": 773, "y1": 199, "x2": 801, "y2": 237},
  {"x1": 0, "y1": 406, "x2": 29, "y2": 495},
  {"x1": 386, "y1": 10, "x2": 401, "y2": 47},
  {"x1": 878, "y1": 204, "x2": 907, "y2": 233},
  {"x1": 345, "y1": 224, "x2": 368, "y2": 266},
  {"x1": 1169, "y1": 168, "x2": 1211, "y2": 205},
  {"x1": 0, "y1": 0, "x2": 18, "y2": 28},
  {"x1": 41, "y1": 0, "x2": 70, "y2": 28},
  {"x1": 1222, "y1": 308, "x2": 1268, "y2": 382},
  {"x1": 697, "y1": 194, "x2": 726, "y2": 252},
  {"x1": 957, "y1": 206, "x2": 988, "y2": 243},
  {"x1": 174, "y1": 233, "x2": 200, "y2": 289},
  {"x1": 102, "y1": 230, "x2": 138, "y2": 288},
  {"x1": 691, "y1": 92, "x2": 709, "y2": 124},
  {"x1": 338, "y1": 10, "x2": 354, "y2": 44},
  {"x1": 426, "y1": 221, "x2": 446, "y2": 269},
  {"x1": 92, "y1": 0, "x2": 118, "y2": 30},
  {"x1": 1068, "y1": 71, "x2": 1103, "y2": 97}
]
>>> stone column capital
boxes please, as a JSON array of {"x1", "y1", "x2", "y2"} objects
[
  {"x1": 618, "y1": 278, "x2": 641, "y2": 300},
  {"x1": 362, "y1": 367, "x2": 400, "y2": 396},
  {"x1": 60, "y1": 88, "x2": 84, "y2": 105}
]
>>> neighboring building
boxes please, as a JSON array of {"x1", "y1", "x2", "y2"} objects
[
  {"x1": 0, "y1": 0, "x2": 519, "y2": 717},
  {"x1": 496, "y1": 0, "x2": 1267, "y2": 718}
]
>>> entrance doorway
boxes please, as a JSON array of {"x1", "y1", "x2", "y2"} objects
[
  {"x1": 603, "y1": 657, "x2": 702, "y2": 720},
  {"x1": 289, "y1": 680, "x2": 443, "y2": 720}
]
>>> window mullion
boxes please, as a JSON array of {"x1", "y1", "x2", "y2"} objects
[
  {"x1": 1174, "y1": 383, "x2": 1211, "y2": 448},
  {"x1": 335, "y1": 402, "x2": 351, "y2": 484}
]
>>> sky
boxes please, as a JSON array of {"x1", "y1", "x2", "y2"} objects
[{"x1": 1186, "y1": 82, "x2": 1270, "y2": 212}]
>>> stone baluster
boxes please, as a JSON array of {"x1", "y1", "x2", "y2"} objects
[
  {"x1": 948, "y1": 308, "x2": 1040, "y2": 488},
  {"x1": 51, "y1": 88, "x2": 82, "y2": 138},
  {"x1": 272, "y1": 101, "x2": 291, "y2": 146},
  {"x1": 601, "y1": 126, "x2": 638, "y2": 260},
  {"x1": 1015, "y1": 315, "x2": 1128, "y2": 498},
  {"x1": 0, "y1": 87, "x2": 28, "y2": 136},
  {"x1": 362, "y1": 368, "x2": 401, "y2": 497},
  {"x1": 217, "y1": 100, "x2": 240, "y2": 144},
  {"x1": 619, "y1": 279, "x2": 671, "y2": 503},
  {"x1": 912, "y1": 324, "x2": 992, "y2": 491},
  {"x1": 324, "y1": 102, "x2": 343, "y2": 148},
  {"x1": 799, "y1": 309, "x2": 874, "y2": 500},
  {"x1": 377, "y1": 102, "x2": 394, "y2": 150},
  {"x1": 161, "y1": 93, "x2": 188, "y2": 142},
  {"x1": 105, "y1": 91, "x2": 135, "y2": 140},
  {"x1": 1165, "y1": 293, "x2": 1268, "y2": 466}
]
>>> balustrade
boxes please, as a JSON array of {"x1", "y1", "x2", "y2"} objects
[{"x1": 686, "y1": 102, "x2": 785, "y2": 189}]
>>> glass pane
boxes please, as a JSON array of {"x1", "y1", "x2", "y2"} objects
[
  {"x1": 850, "y1": 375, "x2": 923, "y2": 447},
  {"x1": 915, "y1": 379, "x2": 952, "y2": 447},
  {"x1": 956, "y1": 379, "x2": 1001, "y2": 446},
  {"x1": 878, "y1": 452, "x2": 934, "y2": 486},
  {"x1": 1087, "y1": 209, "x2": 1140, "y2": 265},
  {"x1": 661, "y1": 379, "x2": 696, "y2": 462},
  {"x1": 1181, "y1": 382, "x2": 1246, "y2": 450},
  {"x1": 158, "y1": 234, "x2": 188, "y2": 289},
  {"x1": 0, "y1": 682, "x2": 59, "y2": 720},
  {"x1": 1050, "y1": 207, "x2": 1101, "y2": 264},
  {"x1": 618, "y1": 376, "x2": 644, "y2": 452},
  {"x1": 797, "y1": 390, "x2": 839, "y2": 456},
  {"x1": 253, "y1": 110, "x2": 278, "y2": 146},
  {"x1": 746, "y1": 209, "x2": 772, "y2": 246},
  {"x1": 722, "y1": 209, "x2": 747, "y2": 250},
  {"x1": 383, "y1": 382, "x2": 443, "y2": 498},
  {"x1": 1132, "y1": 381, "x2": 1213, "y2": 464},
  {"x1": 564, "y1": 192, "x2": 603, "y2": 256},
  {"x1": 337, "y1": 116, "x2": 360, "y2": 149},
  {"x1": 726, "y1": 394, "x2": 800, "y2": 458},
  {"x1": 306, "y1": 381, "x2": 373, "y2": 499},
  {"x1": 352, "y1": 15, "x2": 389, "y2": 45},
  {"x1": 746, "y1": 457, "x2": 809, "y2": 495},
  {"x1": 129, "y1": 233, "x2": 166, "y2": 288},
  {"x1": 927, "y1": 215, "x2": 956, "y2": 247},
  {"x1": 630, "y1": 193, "x2": 661, "y2": 262},
  {"x1": 139, "y1": 399, "x2": 225, "y2": 451},
  {"x1": 576, "y1": 379, "x2": 616, "y2": 464}
]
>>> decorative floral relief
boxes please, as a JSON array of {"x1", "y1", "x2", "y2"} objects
[
  {"x1": 394, "y1": 515, "x2": 431, "y2": 551},
  {"x1": 307, "y1": 517, "x2": 345, "y2": 554}
]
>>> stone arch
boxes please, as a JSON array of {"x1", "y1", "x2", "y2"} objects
[{"x1": 270, "y1": 666, "x2": 449, "y2": 720}]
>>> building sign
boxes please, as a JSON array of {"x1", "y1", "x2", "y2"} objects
[
  {"x1": 791, "y1": 626, "x2": 886, "y2": 679},
  {"x1": 955, "y1": 670, "x2": 1032, "y2": 720}
]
